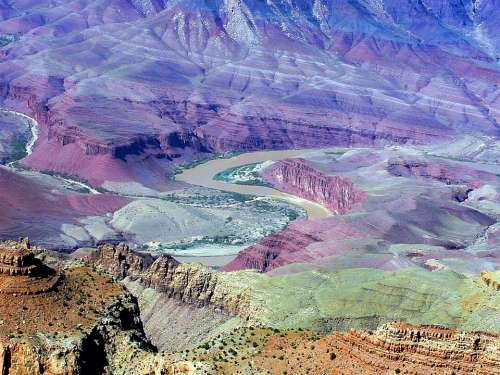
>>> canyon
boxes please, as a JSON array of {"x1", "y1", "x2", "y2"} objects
[
  {"x1": 0, "y1": 0, "x2": 499, "y2": 191},
  {"x1": 84, "y1": 241, "x2": 500, "y2": 374},
  {"x1": 0, "y1": 234, "x2": 499, "y2": 373},
  {"x1": 224, "y1": 146, "x2": 500, "y2": 274},
  {"x1": 0, "y1": 0, "x2": 499, "y2": 373}
]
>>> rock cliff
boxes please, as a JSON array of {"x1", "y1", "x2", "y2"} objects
[
  {"x1": 222, "y1": 228, "x2": 320, "y2": 272},
  {"x1": 88, "y1": 243, "x2": 255, "y2": 317},
  {"x1": 0, "y1": 240, "x2": 193, "y2": 375},
  {"x1": 338, "y1": 322, "x2": 500, "y2": 374},
  {"x1": 254, "y1": 322, "x2": 500, "y2": 375},
  {"x1": 263, "y1": 158, "x2": 364, "y2": 214}
]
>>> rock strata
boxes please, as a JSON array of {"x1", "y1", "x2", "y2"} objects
[
  {"x1": 386, "y1": 158, "x2": 494, "y2": 188},
  {"x1": 254, "y1": 322, "x2": 500, "y2": 375},
  {"x1": 222, "y1": 228, "x2": 320, "y2": 272},
  {"x1": 263, "y1": 158, "x2": 364, "y2": 214},
  {"x1": 339, "y1": 322, "x2": 500, "y2": 374},
  {"x1": 0, "y1": 239, "x2": 59, "y2": 295},
  {"x1": 481, "y1": 271, "x2": 500, "y2": 290},
  {"x1": 88, "y1": 243, "x2": 254, "y2": 317},
  {"x1": 0, "y1": 240, "x2": 196, "y2": 375}
]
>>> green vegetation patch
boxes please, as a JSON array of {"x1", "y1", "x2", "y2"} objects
[
  {"x1": 246, "y1": 267, "x2": 500, "y2": 332},
  {"x1": 214, "y1": 162, "x2": 273, "y2": 187}
]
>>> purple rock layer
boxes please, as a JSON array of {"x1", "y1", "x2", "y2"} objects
[{"x1": 0, "y1": 1, "x2": 498, "y2": 187}]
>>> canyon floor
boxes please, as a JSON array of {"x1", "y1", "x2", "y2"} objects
[{"x1": 1, "y1": 115, "x2": 500, "y2": 373}]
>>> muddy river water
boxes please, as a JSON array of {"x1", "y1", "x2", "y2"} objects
[{"x1": 176, "y1": 149, "x2": 332, "y2": 219}]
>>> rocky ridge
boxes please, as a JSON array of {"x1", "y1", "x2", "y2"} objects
[
  {"x1": 0, "y1": 240, "x2": 194, "y2": 375},
  {"x1": 87, "y1": 243, "x2": 257, "y2": 317},
  {"x1": 222, "y1": 227, "x2": 320, "y2": 272},
  {"x1": 253, "y1": 322, "x2": 500, "y2": 375},
  {"x1": 336, "y1": 322, "x2": 500, "y2": 374},
  {"x1": 263, "y1": 158, "x2": 364, "y2": 214}
]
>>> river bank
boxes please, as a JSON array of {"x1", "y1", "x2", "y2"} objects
[{"x1": 175, "y1": 149, "x2": 333, "y2": 219}]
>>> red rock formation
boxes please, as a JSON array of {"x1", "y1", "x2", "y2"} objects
[
  {"x1": 0, "y1": 240, "x2": 59, "y2": 295},
  {"x1": 254, "y1": 322, "x2": 500, "y2": 375},
  {"x1": 337, "y1": 322, "x2": 500, "y2": 374},
  {"x1": 222, "y1": 227, "x2": 320, "y2": 272},
  {"x1": 263, "y1": 158, "x2": 365, "y2": 214}
]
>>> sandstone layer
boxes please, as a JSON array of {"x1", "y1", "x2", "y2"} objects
[
  {"x1": 0, "y1": 239, "x2": 59, "y2": 295},
  {"x1": 0, "y1": 240, "x2": 194, "y2": 375},
  {"x1": 87, "y1": 243, "x2": 255, "y2": 317}
]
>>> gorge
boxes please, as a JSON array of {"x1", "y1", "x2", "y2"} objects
[{"x1": 0, "y1": 0, "x2": 499, "y2": 373}]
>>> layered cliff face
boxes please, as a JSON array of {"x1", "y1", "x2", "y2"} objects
[
  {"x1": 348, "y1": 322, "x2": 500, "y2": 373},
  {"x1": 222, "y1": 227, "x2": 321, "y2": 272},
  {"x1": 88, "y1": 243, "x2": 257, "y2": 317},
  {"x1": 386, "y1": 158, "x2": 498, "y2": 189},
  {"x1": 0, "y1": 240, "x2": 193, "y2": 375},
  {"x1": 263, "y1": 158, "x2": 365, "y2": 214},
  {"x1": 253, "y1": 322, "x2": 500, "y2": 375}
]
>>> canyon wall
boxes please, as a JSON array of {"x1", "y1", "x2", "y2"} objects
[
  {"x1": 263, "y1": 158, "x2": 364, "y2": 214},
  {"x1": 0, "y1": 240, "x2": 194, "y2": 375},
  {"x1": 338, "y1": 322, "x2": 500, "y2": 374},
  {"x1": 254, "y1": 322, "x2": 500, "y2": 375},
  {"x1": 88, "y1": 243, "x2": 256, "y2": 317},
  {"x1": 1, "y1": 0, "x2": 499, "y2": 189},
  {"x1": 0, "y1": 293, "x2": 194, "y2": 375},
  {"x1": 222, "y1": 228, "x2": 320, "y2": 272}
]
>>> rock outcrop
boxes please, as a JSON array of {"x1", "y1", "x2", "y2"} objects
[
  {"x1": 0, "y1": 240, "x2": 193, "y2": 375},
  {"x1": 338, "y1": 322, "x2": 500, "y2": 374},
  {"x1": 481, "y1": 270, "x2": 500, "y2": 290},
  {"x1": 254, "y1": 322, "x2": 500, "y2": 375},
  {"x1": 222, "y1": 228, "x2": 320, "y2": 272},
  {"x1": 386, "y1": 158, "x2": 495, "y2": 188},
  {"x1": 263, "y1": 158, "x2": 364, "y2": 214},
  {"x1": 0, "y1": 239, "x2": 59, "y2": 294},
  {"x1": 88, "y1": 243, "x2": 254, "y2": 317}
]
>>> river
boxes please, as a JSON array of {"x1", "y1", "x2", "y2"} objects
[
  {"x1": 2, "y1": 109, "x2": 332, "y2": 217},
  {"x1": 176, "y1": 149, "x2": 333, "y2": 219},
  {"x1": 1, "y1": 109, "x2": 101, "y2": 194}
]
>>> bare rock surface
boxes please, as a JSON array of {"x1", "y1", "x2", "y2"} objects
[
  {"x1": 263, "y1": 158, "x2": 365, "y2": 214},
  {"x1": 253, "y1": 322, "x2": 500, "y2": 375},
  {"x1": 0, "y1": 240, "x2": 194, "y2": 375}
]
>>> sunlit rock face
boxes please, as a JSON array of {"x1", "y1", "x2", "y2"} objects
[
  {"x1": 263, "y1": 158, "x2": 365, "y2": 214},
  {"x1": 0, "y1": 0, "x2": 498, "y2": 187}
]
